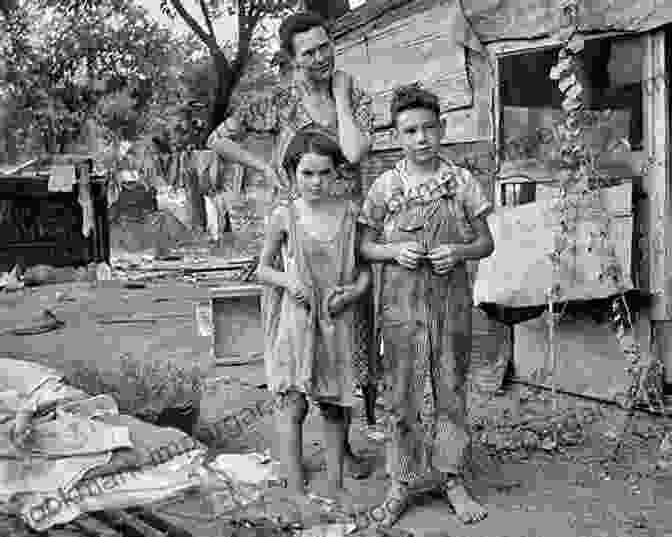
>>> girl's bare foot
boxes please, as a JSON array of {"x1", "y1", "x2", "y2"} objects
[
  {"x1": 303, "y1": 454, "x2": 371, "y2": 479},
  {"x1": 440, "y1": 477, "x2": 487, "y2": 524}
]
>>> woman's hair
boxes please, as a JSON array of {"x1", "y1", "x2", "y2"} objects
[
  {"x1": 279, "y1": 11, "x2": 329, "y2": 58},
  {"x1": 282, "y1": 129, "x2": 346, "y2": 176},
  {"x1": 390, "y1": 83, "x2": 441, "y2": 126}
]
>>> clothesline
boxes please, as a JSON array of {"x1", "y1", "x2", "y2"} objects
[{"x1": 133, "y1": 149, "x2": 245, "y2": 197}]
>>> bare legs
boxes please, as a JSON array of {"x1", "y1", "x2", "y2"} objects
[
  {"x1": 274, "y1": 392, "x2": 309, "y2": 497},
  {"x1": 319, "y1": 403, "x2": 348, "y2": 494},
  {"x1": 343, "y1": 406, "x2": 372, "y2": 479}
]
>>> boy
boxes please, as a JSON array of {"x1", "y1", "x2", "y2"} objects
[{"x1": 359, "y1": 84, "x2": 494, "y2": 526}]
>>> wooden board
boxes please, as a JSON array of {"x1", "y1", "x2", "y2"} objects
[
  {"x1": 473, "y1": 182, "x2": 634, "y2": 308},
  {"x1": 513, "y1": 315, "x2": 631, "y2": 403},
  {"x1": 336, "y1": 1, "x2": 474, "y2": 127},
  {"x1": 210, "y1": 285, "x2": 264, "y2": 366}
]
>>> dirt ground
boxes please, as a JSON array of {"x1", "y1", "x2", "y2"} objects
[{"x1": 2, "y1": 273, "x2": 671, "y2": 537}]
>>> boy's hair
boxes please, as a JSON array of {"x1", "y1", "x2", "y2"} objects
[
  {"x1": 390, "y1": 83, "x2": 441, "y2": 126},
  {"x1": 279, "y1": 11, "x2": 329, "y2": 58},
  {"x1": 282, "y1": 129, "x2": 345, "y2": 176}
]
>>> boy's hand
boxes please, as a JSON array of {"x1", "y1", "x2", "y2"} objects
[
  {"x1": 395, "y1": 242, "x2": 426, "y2": 270},
  {"x1": 427, "y1": 244, "x2": 463, "y2": 275}
]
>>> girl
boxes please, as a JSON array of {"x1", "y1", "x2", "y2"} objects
[{"x1": 256, "y1": 129, "x2": 372, "y2": 503}]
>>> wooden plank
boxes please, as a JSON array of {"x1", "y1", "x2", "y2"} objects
[
  {"x1": 641, "y1": 31, "x2": 672, "y2": 319},
  {"x1": 474, "y1": 182, "x2": 634, "y2": 308},
  {"x1": 335, "y1": 2, "x2": 474, "y2": 128},
  {"x1": 126, "y1": 507, "x2": 195, "y2": 537},
  {"x1": 513, "y1": 316, "x2": 632, "y2": 403}
]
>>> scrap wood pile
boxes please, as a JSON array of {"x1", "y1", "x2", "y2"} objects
[
  {"x1": 0, "y1": 359, "x2": 297, "y2": 537},
  {"x1": 110, "y1": 253, "x2": 259, "y2": 287}
]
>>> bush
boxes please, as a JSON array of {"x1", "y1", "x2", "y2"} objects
[{"x1": 63, "y1": 354, "x2": 203, "y2": 423}]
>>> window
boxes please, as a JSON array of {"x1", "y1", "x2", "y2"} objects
[{"x1": 498, "y1": 36, "x2": 644, "y2": 170}]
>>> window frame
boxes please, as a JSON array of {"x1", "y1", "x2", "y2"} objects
[{"x1": 492, "y1": 32, "x2": 648, "y2": 208}]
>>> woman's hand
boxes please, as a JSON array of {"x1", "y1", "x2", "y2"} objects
[
  {"x1": 11, "y1": 409, "x2": 34, "y2": 448},
  {"x1": 264, "y1": 163, "x2": 290, "y2": 192}
]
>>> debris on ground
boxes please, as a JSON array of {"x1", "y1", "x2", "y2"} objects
[
  {"x1": 109, "y1": 251, "x2": 257, "y2": 287},
  {"x1": 656, "y1": 430, "x2": 672, "y2": 471},
  {"x1": 0, "y1": 358, "x2": 207, "y2": 532},
  {"x1": 0, "y1": 309, "x2": 65, "y2": 336},
  {"x1": 0, "y1": 266, "x2": 23, "y2": 292}
]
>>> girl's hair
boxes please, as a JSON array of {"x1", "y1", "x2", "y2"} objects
[
  {"x1": 282, "y1": 129, "x2": 346, "y2": 176},
  {"x1": 390, "y1": 83, "x2": 441, "y2": 126}
]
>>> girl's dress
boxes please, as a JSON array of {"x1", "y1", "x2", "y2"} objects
[
  {"x1": 265, "y1": 199, "x2": 371, "y2": 407},
  {"x1": 359, "y1": 158, "x2": 492, "y2": 482}
]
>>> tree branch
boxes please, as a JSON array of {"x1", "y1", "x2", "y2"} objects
[
  {"x1": 198, "y1": 0, "x2": 215, "y2": 39},
  {"x1": 234, "y1": 2, "x2": 261, "y2": 73},
  {"x1": 169, "y1": 0, "x2": 217, "y2": 51}
]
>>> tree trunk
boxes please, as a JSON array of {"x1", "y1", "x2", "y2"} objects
[{"x1": 208, "y1": 51, "x2": 238, "y2": 137}]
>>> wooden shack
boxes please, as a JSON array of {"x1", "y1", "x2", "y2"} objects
[
  {"x1": 331, "y1": 0, "x2": 672, "y2": 400},
  {"x1": 0, "y1": 155, "x2": 110, "y2": 272}
]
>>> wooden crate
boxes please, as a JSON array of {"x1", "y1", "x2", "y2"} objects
[{"x1": 209, "y1": 284, "x2": 265, "y2": 367}]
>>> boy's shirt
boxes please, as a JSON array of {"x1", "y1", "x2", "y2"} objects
[{"x1": 358, "y1": 158, "x2": 493, "y2": 242}]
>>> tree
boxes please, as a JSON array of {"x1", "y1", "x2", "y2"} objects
[
  {"x1": 159, "y1": 0, "x2": 302, "y2": 139},
  {"x1": 0, "y1": 0, "x2": 182, "y2": 160}
]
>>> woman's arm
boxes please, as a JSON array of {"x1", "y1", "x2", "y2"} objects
[
  {"x1": 209, "y1": 135, "x2": 272, "y2": 175},
  {"x1": 332, "y1": 71, "x2": 372, "y2": 164}
]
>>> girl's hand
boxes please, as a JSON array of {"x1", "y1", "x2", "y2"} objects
[
  {"x1": 395, "y1": 242, "x2": 426, "y2": 270},
  {"x1": 287, "y1": 279, "x2": 311, "y2": 306},
  {"x1": 327, "y1": 285, "x2": 359, "y2": 317}
]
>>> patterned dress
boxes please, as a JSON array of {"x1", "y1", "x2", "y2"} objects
[
  {"x1": 266, "y1": 200, "x2": 369, "y2": 406},
  {"x1": 206, "y1": 80, "x2": 374, "y2": 202},
  {"x1": 207, "y1": 80, "x2": 378, "y2": 395},
  {"x1": 359, "y1": 158, "x2": 492, "y2": 481}
]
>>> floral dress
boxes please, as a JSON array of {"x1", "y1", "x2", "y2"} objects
[
  {"x1": 206, "y1": 80, "x2": 374, "y2": 202},
  {"x1": 359, "y1": 158, "x2": 492, "y2": 481},
  {"x1": 266, "y1": 200, "x2": 370, "y2": 407}
]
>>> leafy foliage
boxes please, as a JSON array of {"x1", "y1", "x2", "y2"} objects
[
  {"x1": 0, "y1": 0, "x2": 184, "y2": 160},
  {"x1": 64, "y1": 354, "x2": 204, "y2": 422},
  {"x1": 546, "y1": 1, "x2": 664, "y2": 420},
  {"x1": 160, "y1": 0, "x2": 300, "y2": 136}
]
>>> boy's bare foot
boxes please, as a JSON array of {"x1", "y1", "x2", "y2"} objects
[
  {"x1": 345, "y1": 452, "x2": 372, "y2": 479},
  {"x1": 370, "y1": 481, "x2": 411, "y2": 528},
  {"x1": 440, "y1": 477, "x2": 487, "y2": 524}
]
